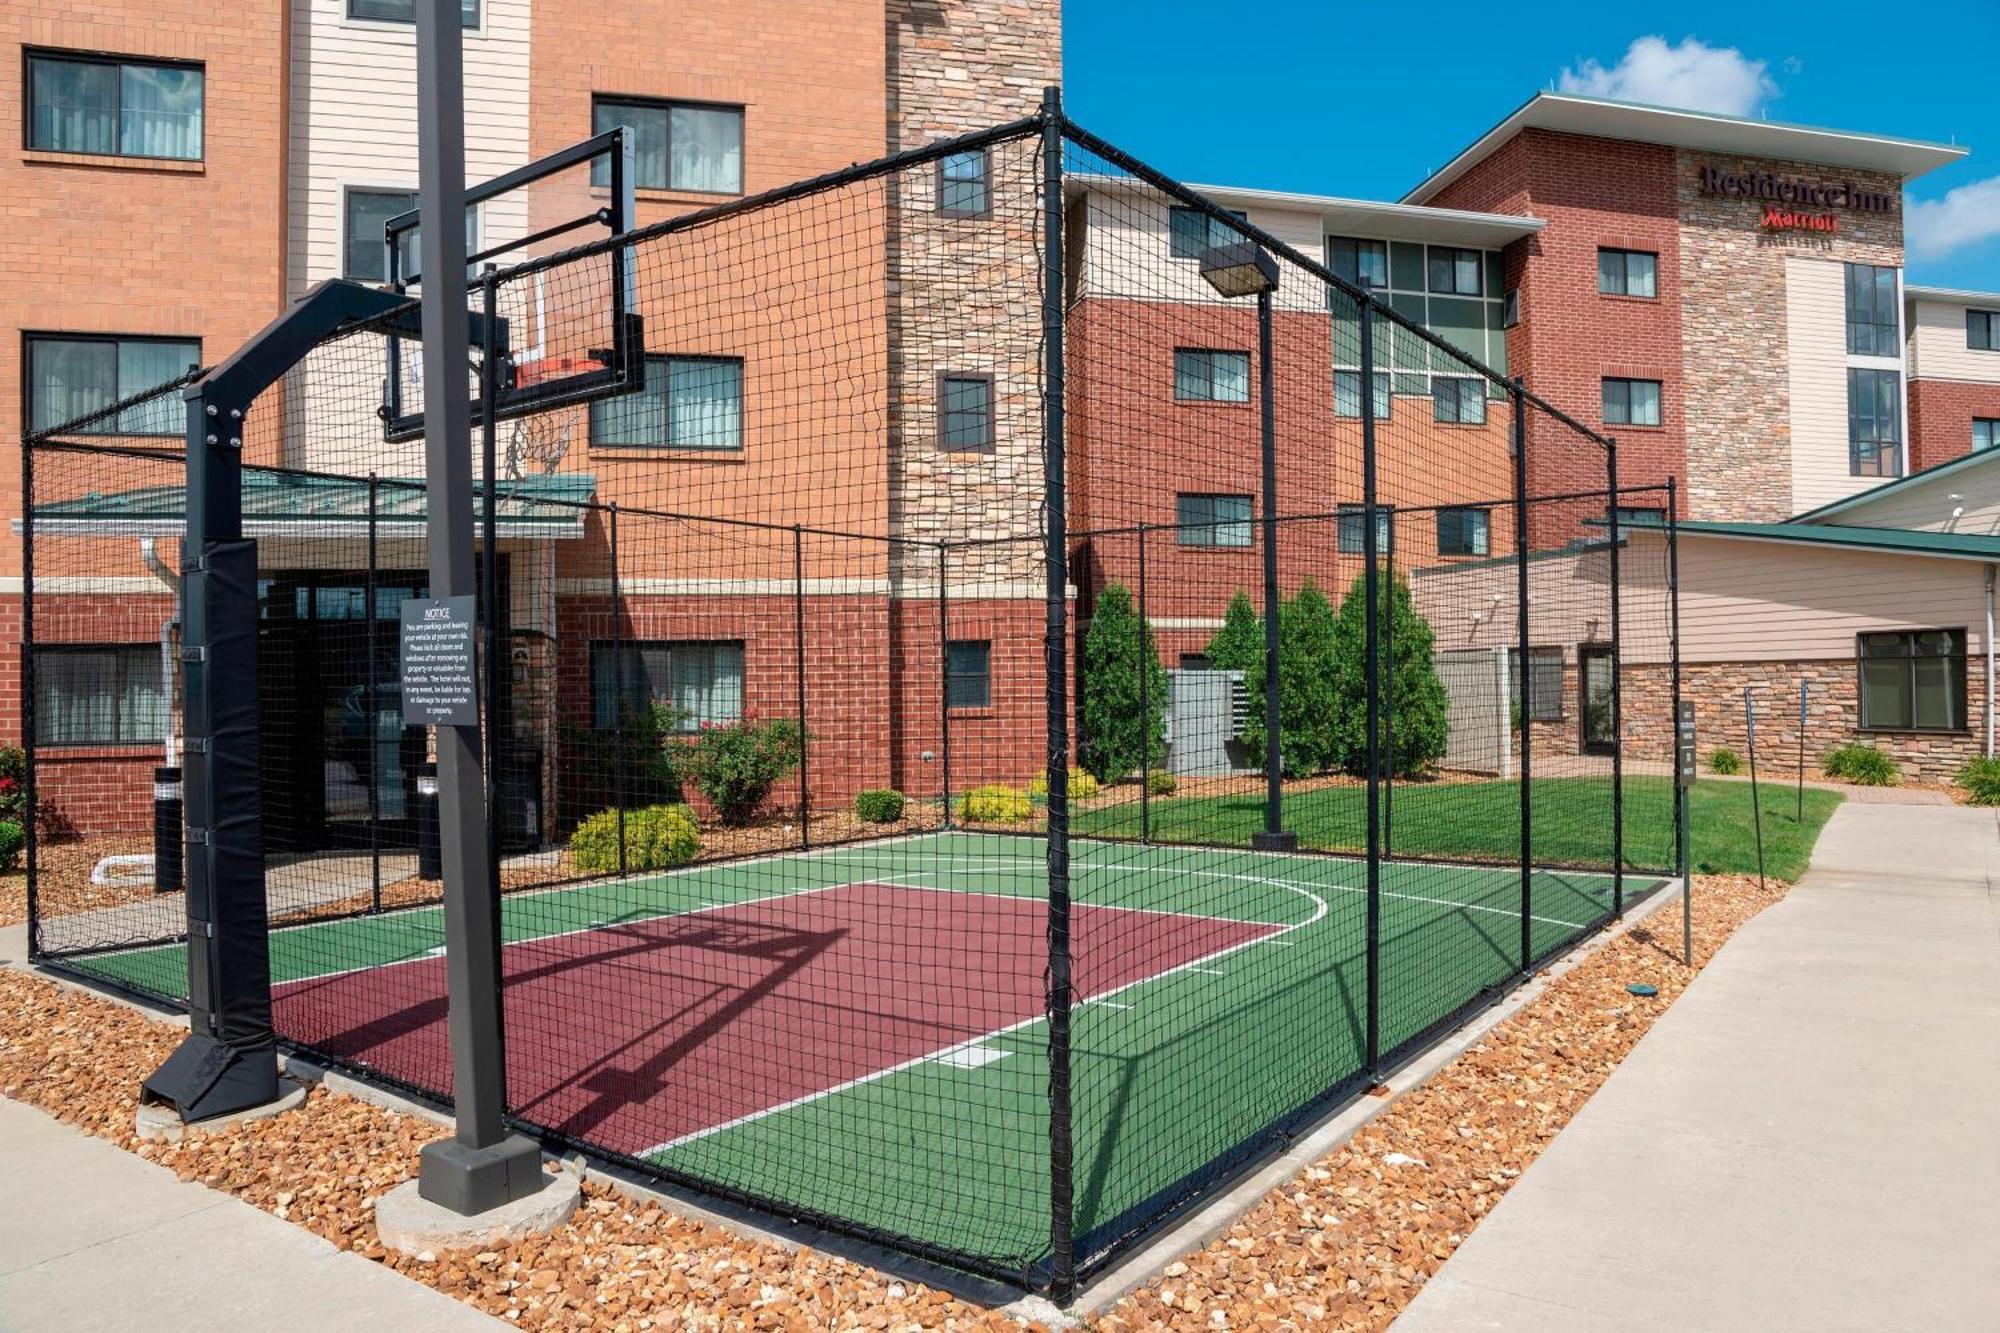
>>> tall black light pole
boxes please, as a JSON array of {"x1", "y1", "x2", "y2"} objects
[
  {"x1": 412, "y1": 0, "x2": 542, "y2": 1214},
  {"x1": 1201, "y1": 241, "x2": 1293, "y2": 852}
]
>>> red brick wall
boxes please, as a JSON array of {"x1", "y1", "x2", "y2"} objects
[
  {"x1": 1908, "y1": 378, "x2": 2000, "y2": 473},
  {"x1": 1429, "y1": 129, "x2": 1685, "y2": 517},
  {"x1": 889, "y1": 596, "x2": 1054, "y2": 798}
]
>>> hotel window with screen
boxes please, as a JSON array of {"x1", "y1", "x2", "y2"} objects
[
  {"x1": 1858, "y1": 630, "x2": 1964, "y2": 732},
  {"x1": 1427, "y1": 247, "x2": 1482, "y2": 296},
  {"x1": 1508, "y1": 647, "x2": 1564, "y2": 722},
  {"x1": 1336, "y1": 505, "x2": 1391, "y2": 556},
  {"x1": 1969, "y1": 310, "x2": 2000, "y2": 351},
  {"x1": 1845, "y1": 263, "x2": 1900, "y2": 356},
  {"x1": 1847, "y1": 368, "x2": 1902, "y2": 477},
  {"x1": 1328, "y1": 237, "x2": 1388, "y2": 290},
  {"x1": 591, "y1": 97, "x2": 743, "y2": 194},
  {"x1": 1602, "y1": 377, "x2": 1661, "y2": 427},
  {"x1": 1168, "y1": 207, "x2": 1247, "y2": 259},
  {"x1": 1333, "y1": 371, "x2": 1391, "y2": 420},
  {"x1": 1176, "y1": 494, "x2": 1252, "y2": 548},
  {"x1": 343, "y1": 188, "x2": 479, "y2": 284},
  {"x1": 591, "y1": 641, "x2": 744, "y2": 731},
  {"x1": 1437, "y1": 507, "x2": 1490, "y2": 557},
  {"x1": 1432, "y1": 377, "x2": 1486, "y2": 425},
  {"x1": 938, "y1": 373, "x2": 993, "y2": 451},
  {"x1": 1976, "y1": 419, "x2": 1999, "y2": 452},
  {"x1": 1597, "y1": 248, "x2": 1657, "y2": 298},
  {"x1": 946, "y1": 642, "x2": 991, "y2": 709},
  {"x1": 27, "y1": 53, "x2": 203, "y2": 160},
  {"x1": 937, "y1": 149, "x2": 989, "y2": 217},
  {"x1": 26, "y1": 334, "x2": 199, "y2": 435},
  {"x1": 591, "y1": 355, "x2": 743, "y2": 450},
  {"x1": 1174, "y1": 349, "x2": 1250, "y2": 402},
  {"x1": 33, "y1": 646, "x2": 167, "y2": 746}
]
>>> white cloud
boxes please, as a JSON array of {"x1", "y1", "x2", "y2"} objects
[
  {"x1": 1558, "y1": 36, "x2": 1779, "y2": 118},
  {"x1": 1907, "y1": 176, "x2": 2000, "y2": 262}
]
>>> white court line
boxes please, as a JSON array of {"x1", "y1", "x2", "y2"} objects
[{"x1": 637, "y1": 877, "x2": 1331, "y2": 1157}]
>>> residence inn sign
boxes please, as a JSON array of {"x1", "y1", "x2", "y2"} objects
[{"x1": 1699, "y1": 163, "x2": 1898, "y2": 234}]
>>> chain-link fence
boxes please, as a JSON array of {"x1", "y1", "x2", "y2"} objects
[{"x1": 22, "y1": 99, "x2": 1679, "y2": 1296}]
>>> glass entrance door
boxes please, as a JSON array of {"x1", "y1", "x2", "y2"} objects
[{"x1": 1579, "y1": 644, "x2": 1616, "y2": 756}]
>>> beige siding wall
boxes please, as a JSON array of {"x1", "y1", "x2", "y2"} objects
[
  {"x1": 1910, "y1": 296, "x2": 2000, "y2": 384},
  {"x1": 1075, "y1": 190, "x2": 1329, "y2": 313},
  {"x1": 1787, "y1": 254, "x2": 1906, "y2": 514},
  {"x1": 1806, "y1": 465, "x2": 2000, "y2": 536}
]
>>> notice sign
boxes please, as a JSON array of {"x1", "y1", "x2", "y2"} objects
[
  {"x1": 400, "y1": 596, "x2": 479, "y2": 727},
  {"x1": 1675, "y1": 700, "x2": 1697, "y2": 789}
]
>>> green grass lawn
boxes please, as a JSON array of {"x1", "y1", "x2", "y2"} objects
[{"x1": 1076, "y1": 775, "x2": 1841, "y2": 881}]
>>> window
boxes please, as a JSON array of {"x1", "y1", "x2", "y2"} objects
[
  {"x1": 1427, "y1": 247, "x2": 1482, "y2": 296},
  {"x1": 1173, "y1": 349, "x2": 1250, "y2": 403},
  {"x1": 1602, "y1": 377, "x2": 1662, "y2": 427},
  {"x1": 26, "y1": 334, "x2": 199, "y2": 435},
  {"x1": 1168, "y1": 207, "x2": 1247, "y2": 259},
  {"x1": 591, "y1": 97, "x2": 743, "y2": 194},
  {"x1": 937, "y1": 149, "x2": 989, "y2": 217},
  {"x1": 1333, "y1": 371, "x2": 1392, "y2": 420},
  {"x1": 1179, "y1": 653, "x2": 1212, "y2": 671},
  {"x1": 33, "y1": 646, "x2": 166, "y2": 746},
  {"x1": 591, "y1": 641, "x2": 744, "y2": 731},
  {"x1": 1969, "y1": 310, "x2": 2000, "y2": 351},
  {"x1": 343, "y1": 188, "x2": 479, "y2": 284},
  {"x1": 1503, "y1": 289, "x2": 1520, "y2": 329},
  {"x1": 1597, "y1": 248, "x2": 1657, "y2": 298},
  {"x1": 1327, "y1": 237, "x2": 1388, "y2": 290},
  {"x1": 1432, "y1": 376, "x2": 1486, "y2": 425},
  {"x1": 1975, "y1": 419, "x2": 2000, "y2": 452},
  {"x1": 1611, "y1": 505, "x2": 1666, "y2": 527},
  {"x1": 1844, "y1": 263, "x2": 1900, "y2": 357},
  {"x1": 938, "y1": 373, "x2": 993, "y2": 451},
  {"x1": 1436, "y1": 507, "x2": 1490, "y2": 557},
  {"x1": 27, "y1": 53, "x2": 203, "y2": 161},
  {"x1": 1848, "y1": 368, "x2": 1902, "y2": 477},
  {"x1": 591, "y1": 355, "x2": 743, "y2": 449},
  {"x1": 1176, "y1": 494, "x2": 1252, "y2": 548},
  {"x1": 1508, "y1": 647, "x2": 1564, "y2": 722},
  {"x1": 348, "y1": 0, "x2": 480, "y2": 24},
  {"x1": 1336, "y1": 504, "x2": 1390, "y2": 556},
  {"x1": 1858, "y1": 630, "x2": 1965, "y2": 732},
  {"x1": 946, "y1": 641, "x2": 991, "y2": 709}
]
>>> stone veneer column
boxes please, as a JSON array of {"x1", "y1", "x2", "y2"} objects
[{"x1": 1676, "y1": 151, "x2": 1904, "y2": 521}]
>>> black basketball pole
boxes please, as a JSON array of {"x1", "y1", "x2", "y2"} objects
[
  {"x1": 413, "y1": 0, "x2": 542, "y2": 1215},
  {"x1": 1512, "y1": 380, "x2": 1533, "y2": 974},
  {"x1": 1253, "y1": 281, "x2": 1293, "y2": 853},
  {"x1": 1360, "y1": 302, "x2": 1382, "y2": 1078},
  {"x1": 1137, "y1": 521, "x2": 1152, "y2": 844}
]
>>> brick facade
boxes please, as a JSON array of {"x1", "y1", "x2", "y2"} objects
[{"x1": 1909, "y1": 377, "x2": 2000, "y2": 473}]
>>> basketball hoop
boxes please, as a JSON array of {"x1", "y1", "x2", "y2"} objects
[
  {"x1": 500, "y1": 353, "x2": 599, "y2": 477},
  {"x1": 510, "y1": 353, "x2": 606, "y2": 388}
]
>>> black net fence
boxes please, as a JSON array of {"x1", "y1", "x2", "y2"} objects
[{"x1": 22, "y1": 105, "x2": 1679, "y2": 1296}]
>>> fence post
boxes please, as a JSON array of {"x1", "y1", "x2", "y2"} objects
[
  {"x1": 368, "y1": 471, "x2": 382, "y2": 914},
  {"x1": 1039, "y1": 83, "x2": 1077, "y2": 1304},
  {"x1": 937, "y1": 542, "x2": 952, "y2": 828},
  {"x1": 609, "y1": 501, "x2": 626, "y2": 878},
  {"x1": 1137, "y1": 521, "x2": 1151, "y2": 844},
  {"x1": 1360, "y1": 301, "x2": 1382, "y2": 1078},
  {"x1": 1667, "y1": 477, "x2": 1689, "y2": 961},
  {"x1": 1253, "y1": 285, "x2": 1292, "y2": 853},
  {"x1": 794, "y1": 523, "x2": 809, "y2": 849},
  {"x1": 20, "y1": 436, "x2": 37, "y2": 956},
  {"x1": 1606, "y1": 438, "x2": 1624, "y2": 917},
  {"x1": 1512, "y1": 380, "x2": 1533, "y2": 973},
  {"x1": 1382, "y1": 504, "x2": 1395, "y2": 860},
  {"x1": 1796, "y1": 678, "x2": 1808, "y2": 823},
  {"x1": 1745, "y1": 687, "x2": 1766, "y2": 892}
]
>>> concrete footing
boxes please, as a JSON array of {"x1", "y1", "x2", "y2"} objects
[
  {"x1": 375, "y1": 1170, "x2": 581, "y2": 1258},
  {"x1": 134, "y1": 1078, "x2": 309, "y2": 1143}
]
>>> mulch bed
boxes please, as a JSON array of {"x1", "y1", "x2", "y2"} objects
[
  {"x1": 0, "y1": 836, "x2": 156, "y2": 927},
  {"x1": 0, "y1": 872, "x2": 1786, "y2": 1330}
]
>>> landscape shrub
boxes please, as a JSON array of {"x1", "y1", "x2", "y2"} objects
[
  {"x1": 1202, "y1": 591, "x2": 1261, "y2": 675},
  {"x1": 1239, "y1": 579, "x2": 1343, "y2": 776},
  {"x1": 570, "y1": 803, "x2": 700, "y2": 874},
  {"x1": 1146, "y1": 768, "x2": 1178, "y2": 795},
  {"x1": 1708, "y1": 748, "x2": 1741, "y2": 775},
  {"x1": 1329, "y1": 569, "x2": 1450, "y2": 778},
  {"x1": 1956, "y1": 756, "x2": 2000, "y2": 806},
  {"x1": 1078, "y1": 583, "x2": 1168, "y2": 784},
  {"x1": 0, "y1": 747, "x2": 24, "y2": 825},
  {"x1": 959, "y1": 785, "x2": 1033, "y2": 823},
  {"x1": 1822, "y1": 742, "x2": 1899, "y2": 786},
  {"x1": 1028, "y1": 768, "x2": 1100, "y2": 802},
  {"x1": 853, "y1": 789, "x2": 906, "y2": 823},
  {"x1": 672, "y1": 717, "x2": 806, "y2": 825},
  {"x1": 0, "y1": 820, "x2": 22, "y2": 872}
]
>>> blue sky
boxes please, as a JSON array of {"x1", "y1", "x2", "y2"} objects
[{"x1": 1063, "y1": 5, "x2": 2000, "y2": 291}]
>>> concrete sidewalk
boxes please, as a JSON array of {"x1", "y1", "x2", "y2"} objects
[
  {"x1": 1395, "y1": 802, "x2": 2000, "y2": 1333},
  {"x1": 0, "y1": 1097, "x2": 505, "y2": 1332}
]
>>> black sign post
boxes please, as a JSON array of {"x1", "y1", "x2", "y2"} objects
[{"x1": 1676, "y1": 700, "x2": 1695, "y2": 965}]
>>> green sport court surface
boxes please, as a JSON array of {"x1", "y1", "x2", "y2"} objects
[{"x1": 68, "y1": 832, "x2": 1648, "y2": 1272}]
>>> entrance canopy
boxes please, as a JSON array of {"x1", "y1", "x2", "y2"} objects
[{"x1": 30, "y1": 468, "x2": 595, "y2": 539}]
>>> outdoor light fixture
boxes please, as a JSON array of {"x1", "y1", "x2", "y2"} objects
[{"x1": 1199, "y1": 240, "x2": 1280, "y2": 299}]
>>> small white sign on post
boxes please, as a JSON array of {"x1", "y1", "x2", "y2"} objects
[{"x1": 400, "y1": 595, "x2": 479, "y2": 727}]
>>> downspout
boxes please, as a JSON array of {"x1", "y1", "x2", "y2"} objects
[
  {"x1": 140, "y1": 537, "x2": 180, "y2": 766},
  {"x1": 1986, "y1": 564, "x2": 1995, "y2": 759}
]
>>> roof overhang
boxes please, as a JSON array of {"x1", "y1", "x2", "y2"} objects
[
  {"x1": 1906, "y1": 284, "x2": 2000, "y2": 307},
  {"x1": 1404, "y1": 92, "x2": 1968, "y2": 205},
  {"x1": 1071, "y1": 173, "x2": 1544, "y2": 249}
]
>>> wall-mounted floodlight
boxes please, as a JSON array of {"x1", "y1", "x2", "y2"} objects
[{"x1": 1199, "y1": 241, "x2": 1279, "y2": 299}]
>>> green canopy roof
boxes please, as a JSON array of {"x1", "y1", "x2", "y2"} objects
[
  {"x1": 1621, "y1": 515, "x2": 2000, "y2": 562},
  {"x1": 30, "y1": 470, "x2": 595, "y2": 538}
]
